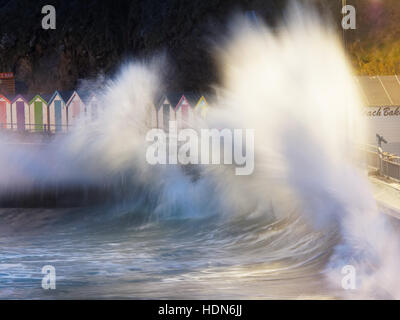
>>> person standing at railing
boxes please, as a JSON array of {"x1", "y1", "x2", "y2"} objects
[{"x1": 376, "y1": 134, "x2": 388, "y2": 176}]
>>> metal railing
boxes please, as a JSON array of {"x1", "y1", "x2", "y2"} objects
[
  {"x1": 361, "y1": 144, "x2": 400, "y2": 181},
  {"x1": 0, "y1": 122, "x2": 72, "y2": 133}
]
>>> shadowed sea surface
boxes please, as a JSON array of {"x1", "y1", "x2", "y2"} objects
[{"x1": 0, "y1": 204, "x2": 338, "y2": 299}]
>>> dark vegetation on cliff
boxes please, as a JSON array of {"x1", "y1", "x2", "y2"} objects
[
  {"x1": 0, "y1": 0, "x2": 398, "y2": 94},
  {"x1": 345, "y1": 0, "x2": 400, "y2": 76},
  {"x1": 0, "y1": 0, "x2": 288, "y2": 94}
]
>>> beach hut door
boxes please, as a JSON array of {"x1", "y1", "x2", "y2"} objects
[
  {"x1": 163, "y1": 104, "x2": 170, "y2": 129},
  {"x1": 55, "y1": 100, "x2": 62, "y2": 131},
  {"x1": 16, "y1": 101, "x2": 25, "y2": 131},
  {"x1": 34, "y1": 102, "x2": 43, "y2": 131},
  {"x1": 0, "y1": 101, "x2": 6, "y2": 128}
]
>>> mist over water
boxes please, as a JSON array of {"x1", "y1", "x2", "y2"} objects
[{"x1": 1, "y1": 3, "x2": 399, "y2": 299}]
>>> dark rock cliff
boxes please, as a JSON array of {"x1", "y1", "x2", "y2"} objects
[{"x1": 0, "y1": 0, "x2": 287, "y2": 94}]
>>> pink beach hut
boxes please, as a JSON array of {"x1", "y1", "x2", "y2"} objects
[
  {"x1": 174, "y1": 94, "x2": 200, "y2": 129},
  {"x1": 65, "y1": 91, "x2": 84, "y2": 126},
  {"x1": 0, "y1": 94, "x2": 11, "y2": 129}
]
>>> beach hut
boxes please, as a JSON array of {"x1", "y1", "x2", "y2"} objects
[
  {"x1": 194, "y1": 95, "x2": 209, "y2": 118},
  {"x1": 0, "y1": 94, "x2": 11, "y2": 129},
  {"x1": 60, "y1": 91, "x2": 74, "y2": 129},
  {"x1": 156, "y1": 94, "x2": 179, "y2": 130},
  {"x1": 10, "y1": 95, "x2": 29, "y2": 131},
  {"x1": 65, "y1": 91, "x2": 84, "y2": 127},
  {"x1": 175, "y1": 94, "x2": 200, "y2": 129},
  {"x1": 28, "y1": 94, "x2": 48, "y2": 132},
  {"x1": 149, "y1": 99, "x2": 158, "y2": 129},
  {"x1": 48, "y1": 91, "x2": 68, "y2": 132},
  {"x1": 144, "y1": 95, "x2": 159, "y2": 129},
  {"x1": 81, "y1": 92, "x2": 99, "y2": 122}
]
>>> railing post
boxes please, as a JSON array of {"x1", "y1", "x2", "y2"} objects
[{"x1": 378, "y1": 146, "x2": 383, "y2": 177}]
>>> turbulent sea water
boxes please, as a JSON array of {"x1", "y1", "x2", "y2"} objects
[
  {"x1": 0, "y1": 206, "x2": 336, "y2": 299},
  {"x1": 1, "y1": 4, "x2": 400, "y2": 299}
]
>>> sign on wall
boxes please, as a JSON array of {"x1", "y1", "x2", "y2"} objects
[{"x1": 364, "y1": 105, "x2": 400, "y2": 154}]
